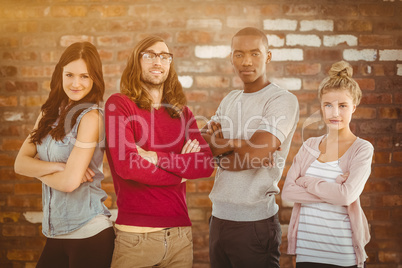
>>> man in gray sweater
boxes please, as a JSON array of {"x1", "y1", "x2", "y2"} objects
[{"x1": 202, "y1": 27, "x2": 299, "y2": 267}]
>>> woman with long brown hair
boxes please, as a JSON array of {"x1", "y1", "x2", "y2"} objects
[{"x1": 15, "y1": 42, "x2": 114, "y2": 268}]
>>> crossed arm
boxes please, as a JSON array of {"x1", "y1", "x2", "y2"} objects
[
  {"x1": 14, "y1": 111, "x2": 101, "y2": 193},
  {"x1": 282, "y1": 141, "x2": 374, "y2": 206},
  {"x1": 201, "y1": 121, "x2": 281, "y2": 171}
]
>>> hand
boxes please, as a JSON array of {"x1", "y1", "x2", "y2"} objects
[
  {"x1": 206, "y1": 121, "x2": 223, "y2": 139},
  {"x1": 262, "y1": 146, "x2": 281, "y2": 168},
  {"x1": 81, "y1": 167, "x2": 95, "y2": 184},
  {"x1": 336, "y1": 172, "x2": 350, "y2": 184},
  {"x1": 136, "y1": 145, "x2": 158, "y2": 165},
  {"x1": 181, "y1": 139, "x2": 200, "y2": 154}
]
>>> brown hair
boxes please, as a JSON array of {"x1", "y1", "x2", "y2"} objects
[
  {"x1": 120, "y1": 35, "x2": 186, "y2": 118},
  {"x1": 318, "y1": 60, "x2": 362, "y2": 105},
  {"x1": 30, "y1": 42, "x2": 105, "y2": 144}
]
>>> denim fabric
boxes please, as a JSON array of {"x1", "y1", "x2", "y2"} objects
[{"x1": 37, "y1": 105, "x2": 110, "y2": 237}]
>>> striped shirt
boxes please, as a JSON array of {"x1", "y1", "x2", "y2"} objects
[{"x1": 296, "y1": 160, "x2": 356, "y2": 266}]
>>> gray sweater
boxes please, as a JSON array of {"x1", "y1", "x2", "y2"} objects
[{"x1": 209, "y1": 83, "x2": 299, "y2": 221}]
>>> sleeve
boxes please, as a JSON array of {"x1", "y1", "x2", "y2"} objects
[
  {"x1": 156, "y1": 107, "x2": 215, "y2": 179},
  {"x1": 281, "y1": 139, "x2": 323, "y2": 204},
  {"x1": 259, "y1": 92, "x2": 299, "y2": 143},
  {"x1": 105, "y1": 94, "x2": 182, "y2": 186},
  {"x1": 296, "y1": 141, "x2": 374, "y2": 206}
]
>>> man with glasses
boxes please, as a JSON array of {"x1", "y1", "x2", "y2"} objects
[
  {"x1": 105, "y1": 35, "x2": 214, "y2": 268},
  {"x1": 202, "y1": 27, "x2": 299, "y2": 267}
]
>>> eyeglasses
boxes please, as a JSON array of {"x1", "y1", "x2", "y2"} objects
[{"x1": 140, "y1": 51, "x2": 173, "y2": 65}]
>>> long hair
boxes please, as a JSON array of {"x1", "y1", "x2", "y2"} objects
[
  {"x1": 318, "y1": 61, "x2": 362, "y2": 105},
  {"x1": 30, "y1": 42, "x2": 105, "y2": 144},
  {"x1": 120, "y1": 35, "x2": 186, "y2": 118}
]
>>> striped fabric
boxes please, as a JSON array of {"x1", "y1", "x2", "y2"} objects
[{"x1": 296, "y1": 160, "x2": 356, "y2": 266}]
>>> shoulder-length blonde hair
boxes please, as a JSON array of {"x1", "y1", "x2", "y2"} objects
[
  {"x1": 31, "y1": 42, "x2": 105, "y2": 144},
  {"x1": 318, "y1": 60, "x2": 362, "y2": 105},
  {"x1": 120, "y1": 35, "x2": 186, "y2": 118}
]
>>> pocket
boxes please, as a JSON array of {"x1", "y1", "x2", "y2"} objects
[
  {"x1": 253, "y1": 221, "x2": 270, "y2": 250},
  {"x1": 116, "y1": 231, "x2": 142, "y2": 250},
  {"x1": 267, "y1": 220, "x2": 282, "y2": 251},
  {"x1": 183, "y1": 227, "x2": 193, "y2": 244}
]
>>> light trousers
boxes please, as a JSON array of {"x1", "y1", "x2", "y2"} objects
[{"x1": 111, "y1": 226, "x2": 193, "y2": 268}]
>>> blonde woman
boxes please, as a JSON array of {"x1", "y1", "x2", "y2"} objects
[{"x1": 282, "y1": 61, "x2": 373, "y2": 268}]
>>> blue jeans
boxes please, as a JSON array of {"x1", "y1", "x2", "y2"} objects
[{"x1": 209, "y1": 214, "x2": 282, "y2": 268}]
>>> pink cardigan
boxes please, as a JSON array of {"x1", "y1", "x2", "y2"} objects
[{"x1": 282, "y1": 135, "x2": 374, "y2": 268}]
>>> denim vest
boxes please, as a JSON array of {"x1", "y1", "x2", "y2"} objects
[{"x1": 36, "y1": 105, "x2": 111, "y2": 237}]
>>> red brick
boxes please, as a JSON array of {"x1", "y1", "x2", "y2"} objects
[
  {"x1": 379, "y1": 107, "x2": 400, "y2": 119},
  {"x1": 5, "y1": 81, "x2": 38, "y2": 92},
  {"x1": 260, "y1": 4, "x2": 282, "y2": 15},
  {"x1": 109, "y1": 20, "x2": 147, "y2": 32},
  {"x1": 14, "y1": 183, "x2": 42, "y2": 195},
  {"x1": 302, "y1": 79, "x2": 321, "y2": 91},
  {"x1": 359, "y1": 35, "x2": 394, "y2": 47},
  {"x1": 376, "y1": 136, "x2": 393, "y2": 149},
  {"x1": 101, "y1": 182, "x2": 115, "y2": 193},
  {"x1": 0, "y1": 96, "x2": 18, "y2": 107},
  {"x1": 7, "y1": 249, "x2": 38, "y2": 261},
  {"x1": 286, "y1": 63, "x2": 321, "y2": 76},
  {"x1": 186, "y1": 180, "x2": 196, "y2": 193},
  {"x1": 0, "y1": 183, "x2": 13, "y2": 194},
  {"x1": 197, "y1": 180, "x2": 214, "y2": 192},
  {"x1": 365, "y1": 209, "x2": 390, "y2": 221},
  {"x1": 0, "y1": 212, "x2": 20, "y2": 224},
  {"x1": 393, "y1": 152, "x2": 402, "y2": 163},
  {"x1": 0, "y1": 153, "x2": 15, "y2": 166},
  {"x1": 283, "y1": 5, "x2": 319, "y2": 16},
  {"x1": 97, "y1": 35, "x2": 133, "y2": 47},
  {"x1": 364, "y1": 180, "x2": 392, "y2": 193},
  {"x1": 321, "y1": 5, "x2": 358, "y2": 17},
  {"x1": 395, "y1": 93, "x2": 402, "y2": 104},
  {"x1": 3, "y1": 51, "x2": 38, "y2": 61},
  {"x1": 185, "y1": 90, "x2": 209, "y2": 103},
  {"x1": 2, "y1": 224, "x2": 37, "y2": 237},
  {"x1": 353, "y1": 107, "x2": 376, "y2": 119},
  {"x1": 195, "y1": 76, "x2": 230, "y2": 89},
  {"x1": 89, "y1": 5, "x2": 127, "y2": 17},
  {"x1": 372, "y1": 223, "x2": 401, "y2": 239},
  {"x1": 0, "y1": 66, "x2": 17, "y2": 77},
  {"x1": 170, "y1": 46, "x2": 191, "y2": 58},
  {"x1": 374, "y1": 152, "x2": 391, "y2": 164},
  {"x1": 336, "y1": 20, "x2": 372, "y2": 32},
  {"x1": 378, "y1": 251, "x2": 400, "y2": 263},
  {"x1": 176, "y1": 31, "x2": 213, "y2": 44},
  {"x1": 359, "y1": 121, "x2": 393, "y2": 135},
  {"x1": 360, "y1": 4, "x2": 394, "y2": 16},
  {"x1": 7, "y1": 196, "x2": 41, "y2": 209},
  {"x1": 305, "y1": 49, "x2": 342, "y2": 61},
  {"x1": 3, "y1": 21, "x2": 39, "y2": 33},
  {"x1": 0, "y1": 37, "x2": 19, "y2": 48},
  {"x1": 376, "y1": 78, "x2": 402, "y2": 92},
  {"x1": 373, "y1": 167, "x2": 402, "y2": 179},
  {"x1": 355, "y1": 78, "x2": 375, "y2": 91},
  {"x1": 397, "y1": 122, "x2": 402, "y2": 134},
  {"x1": 188, "y1": 195, "x2": 212, "y2": 208},
  {"x1": 360, "y1": 93, "x2": 392, "y2": 105},
  {"x1": 383, "y1": 195, "x2": 402, "y2": 206},
  {"x1": 50, "y1": 6, "x2": 88, "y2": 17}
]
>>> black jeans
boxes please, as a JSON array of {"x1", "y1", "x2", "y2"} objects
[
  {"x1": 209, "y1": 214, "x2": 282, "y2": 268},
  {"x1": 36, "y1": 227, "x2": 115, "y2": 268}
]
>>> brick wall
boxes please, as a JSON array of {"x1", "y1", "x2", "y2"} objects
[{"x1": 0, "y1": 0, "x2": 401, "y2": 267}]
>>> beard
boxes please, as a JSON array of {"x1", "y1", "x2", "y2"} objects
[{"x1": 141, "y1": 70, "x2": 168, "y2": 90}]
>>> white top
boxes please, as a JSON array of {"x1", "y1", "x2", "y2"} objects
[
  {"x1": 296, "y1": 160, "x2": 356, "y2": 266},
  {"x1": 52, "y1": 214, "x2": 112, "y2": 239}
]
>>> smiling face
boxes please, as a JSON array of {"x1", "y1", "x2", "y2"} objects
[
  {"x1": 140, "y1": 41, "x2": 170, "y2": 88},
  {"x1": 62, "y1": 59, "x2": 93, "y2": 102},
  {"x1": 321, "y1": 89, "x2": 356, "y2": 131},
  {"x1": 231, "y1": 35, "x2": 271, "y2": 92}
]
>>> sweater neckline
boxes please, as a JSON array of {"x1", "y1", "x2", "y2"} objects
[{"x1": 315, "y1": 135, "x2": 360, "y2": 163}]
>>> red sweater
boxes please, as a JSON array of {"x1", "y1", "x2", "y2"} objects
[{"x1": 105, "y1": 93, "x2": 214, "y2": 227}]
